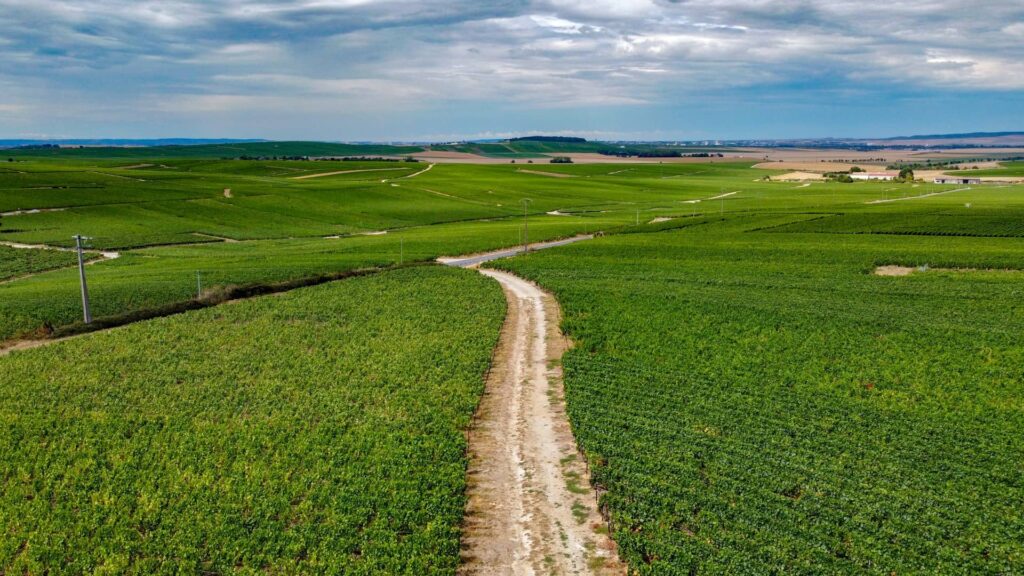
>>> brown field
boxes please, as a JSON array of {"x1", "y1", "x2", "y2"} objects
[
  {"x1": 770, "y1": 171, "x2": 826, "y2": 181},
  {"x1": 754, "y1": 161, "x2": 888, "y2": 172},
  {"x1": 409, "y1": 146, "x2": 1024, "y2": 166}
]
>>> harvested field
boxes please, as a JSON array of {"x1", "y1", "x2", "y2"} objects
[
  {"x1": 771, "y1": 171, "x2": 826, "y2": 181},
  {"x1": 754, "y1": 161, "x2": 888, "y2": 172}
]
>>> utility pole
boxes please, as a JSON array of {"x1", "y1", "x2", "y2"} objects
[
  {"x1": 73, "y1": 235, "x2": 92, "y2": 324},
  {"x1": 636, "y1": 208, "x2": 639, "y2": 225},
  {"x1": 196, "y1": 271, "x2": 202, "y2": 298},
  {"x1": 521, "y1": 198, "x2": 532, "y2": 252},
  {"x1": 399, "y1": 238, "x2": 404, "y2": 265}
]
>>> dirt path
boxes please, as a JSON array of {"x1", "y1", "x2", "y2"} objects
[
  {"x1": 0, "y1": 240, "x2": 119, "y2": 260},
  {"x1": 291, "y1": 167, "x2": 409, "y2": 180},
  {"x1": 395, "y1": 162, "x2": 434, "y2": 180},
  {"x1": 865, "y1": 186, "x2": 971, "y2": 204},
  {"x1": 457, "y1": 268, "x2": 623, "y2": 575},
  {"x1": 0, "y1": 207, "x2": 67, "y2": 217},
  {"x1": 438, "y1": 235, "x2": 592, "y2": 269}
]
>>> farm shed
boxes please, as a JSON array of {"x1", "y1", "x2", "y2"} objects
[
  {"x1": 851, "y1": 171, "x2": 899, "y2": 181},
  {"x1": 934, "y1": 177, "x2": 982, "y2": 185}
]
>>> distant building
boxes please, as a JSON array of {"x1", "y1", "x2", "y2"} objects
[
  {"x1": 851, "y1": 171, "x2": 899, "y2": 181},
  {"x1": 934, "y1": 176, "x2": 982, "y2": 185}
]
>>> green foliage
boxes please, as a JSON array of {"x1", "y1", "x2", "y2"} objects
[
  {"x1": 0, "y1": 266, "x2": 505, "y2": 574},
  {"x1": 960, "y1": 161, "x2": 1024, "y2": 177},
  {"x1": 0, "y1": 246, "x2": 78, "y2": 280},
  {"x1": 499, "y1": 217, "x2": 1024, "y2": 574},
  {"x1": 4, "y1": 149, "x2": 1024, "y2": 574}
]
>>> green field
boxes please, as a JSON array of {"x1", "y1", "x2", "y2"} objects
[
  {"x1": 960, "y1": 161, "x2": 1024, "y2": 177},
  {"x1": 2, "y1": 149, "x2": 1024, "y2": 574},
  {"x1": 0, "y1": 266, "x2": 504, "y2": 574},
  {"x1": 0, "y1": 246, "x2": 78, "y2": 281},
  {"x1": 499, "y1": 219, "x2": 1024, "y2": 573}
]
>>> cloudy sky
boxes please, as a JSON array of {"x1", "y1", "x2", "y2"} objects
[{"x1": 1, "y1": 0, "x2": 1022, "y2": 141}]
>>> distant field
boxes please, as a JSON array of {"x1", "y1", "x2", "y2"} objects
[
  {"x1": 0, "y1": 266, "x2": 505, "y2": 574},
  {"x1": 0, "y1": 158, "x2": 1002, "y2": 340},
  {"x1": 960, "y1": 161, "x2": 1024, "y2": 177}
]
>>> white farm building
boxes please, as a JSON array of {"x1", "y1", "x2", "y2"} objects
[
  {"x1": 934, "y1": 176, "x2": 982, "y2": 185},
  {"x1": 851, "y1": 171, "x2": 899, "y2": 181}
]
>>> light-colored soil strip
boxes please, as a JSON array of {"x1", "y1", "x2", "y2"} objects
[
  {"x1": 0, "y1": 242, "x2": 118, "y2": 286},
  {"x1": 770, "y1": 171, "x2": 824, "y2": 182},
  {"x1": 707, "y1": 191, "x2": 738, "y2": 201},
  {"x1": 0, "y1": 240, "x2": 119, "y2": 260},
  {"x1": 874, "y1": 265, "x2": 917, "y2": 276},
  {"x1": 865, "y1": 187, "x2": 970, "y2": 204},
  {"x1": 290, "y1": 167, "x2": 409, "y2": 180},
  {"x1": 516, "y1": 169, "x2": 574, "y2": 178},
  {"x1": 116, "y1": 163, "x2": 154, "y2": 170},
  {"x1": 192, "y1": 232, "x2": 240, "y2": 243},
  {"x1": 0, "y1": 207, "x2": 67, "y2": 217},
  {"x1": 89, "y1": 171, "x2": 145, "y2": 182},
  {"x1": 416, "y1": 187, "x2": 495, "y2": 207},
  {"x1": 874, "y1": 264, "x2": 1021, "y2": 276},
  {"x1": 456, "y1": 268, "x2": 624, "y2": 575},
  {"x1": 0, "y1": 334, "x2": 87, "y2": 357},
  {"x1": 649, "y1": 216, "x2": 673, "y2": 224},
  {"x1": 437, "y1": 235, "x2": 592, "y2": 269},
  {"x1": 682, "y1": 190, "x2": 738, "y2": 204},
  {"x1": 394, "y1": 162, "x2": 434, "y2": 180}
]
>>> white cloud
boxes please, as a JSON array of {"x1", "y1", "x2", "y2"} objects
[{"x1": 0, "y1": 0, "x2": 1022, "y2": 137}]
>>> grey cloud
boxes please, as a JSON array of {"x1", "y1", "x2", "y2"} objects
[{"x1": 0, "y1": 0, "x2": 1021, "y2": 137}]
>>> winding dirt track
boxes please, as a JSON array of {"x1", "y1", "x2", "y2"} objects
[{"x1": 458, "y1": 268, "x2": 623, "y2": 576}]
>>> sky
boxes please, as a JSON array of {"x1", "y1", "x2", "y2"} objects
[{"x1": 1, "y1": 0, "x2": 1022, "y2": 141}]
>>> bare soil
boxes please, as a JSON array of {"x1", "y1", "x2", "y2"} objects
[
  {"x1": 754, "y1": 161, "x2": 888, "y2": 172},
  {"x1": 459, "y1": 269, "x2": 623, "y2": 575},
  {"x1": 874, "y1": 265, "x2": 916, "y2": 276},
  {"x1": 770, "y1": 171, "x2": 825, "y2": 181},
  {"x1": 516, "y1": 169, "x2": 574, "y2": 178}
]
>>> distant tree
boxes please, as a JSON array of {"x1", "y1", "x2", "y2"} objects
[
  {"x1": 850, "y1": 166, "x2": 864, "y2": 172},
  {"x1": 550, "y1": 156, "x2": 573, "y2": 164},
  {"x1": 509, "y1": 136, "x2": 586, "y2": 143},
  {"x1": 899, "y1": 168, "x2": 915, "y2": 181},
  {"x1": 510, "y1": 160, "x2": 516, "y2": 164}
]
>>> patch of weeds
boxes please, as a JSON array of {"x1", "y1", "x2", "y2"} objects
[{"x1": 572, "y1": 501, "x2": 588, "y2": 524}]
